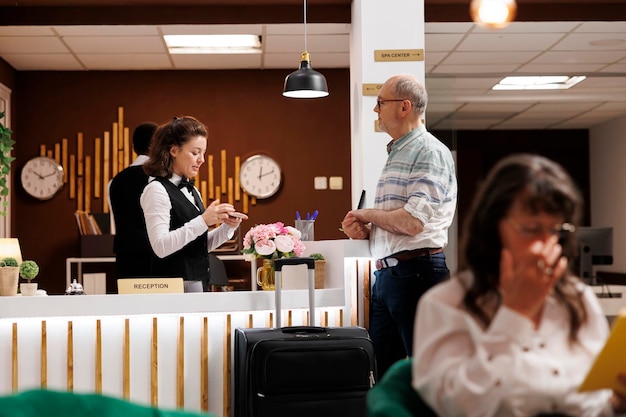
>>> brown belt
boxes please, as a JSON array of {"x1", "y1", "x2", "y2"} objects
[{"x1": 375, "y1": 248, "x2": 443, "y2": 270}]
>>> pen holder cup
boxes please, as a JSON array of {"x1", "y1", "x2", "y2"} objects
[{"x1": 295, "y1": 220, "x2": 315, "y2": 241}]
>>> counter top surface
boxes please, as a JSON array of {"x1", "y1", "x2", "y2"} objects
[{"x1": 0, "y1": 288, "x2": 345, "y2": 319}]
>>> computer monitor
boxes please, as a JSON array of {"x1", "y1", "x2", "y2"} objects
[{"x1": 576, "y1": 227, "x2": 613, "y2": 284}]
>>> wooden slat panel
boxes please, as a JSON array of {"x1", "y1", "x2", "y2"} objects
[
  {"x1": 234, "y1": 156, "x2": 241, "y2": 201},
  {"x1": 77, "y1": 132, "x2": 84, "y2": 176},
  {"x1": 220, "y1": 149, "x2": 226, "y2": 193},
  {"x1": 176, "y1": 316, "x2": 184, "y2": 408},
  {"x1": 124, "y1": 126, "x2": 130, "y2": 168},
  {"x1": 41, "y1": 321, "x2": 47, "y2": 388},
  {"x1": 77, "y1": 176, "x2": 84, "y2": 211},
  {"x1": 208, "y1": 155, "x2": 214, "y2": 200},
  {"x1": 200, "y1": 180, "x2": 207, "y2": 206},
  {"x1": 123, "y1": 318, "x2": 130, "y2": 399},
  {"x1": 151, "y1": 317, "x2": 158, "y2": 406},
  {"x1": 54, "y1": 143, "x2": 61, "y2": 164},
  {"x1": 69, "y1": 154, "x2": 76, "y2": 200},
  {"x1": 363, "y1": 260, "x2": 371, "y2": 329},
  {"x1": 84, "y1": 155, "x2": 91, "y2": 213},
  {"x1": 227, "y1": 177, "x2": 233, "y2": 205},
  {"x1": 95, "y1": 319, "x2": 102, "y2": 393},
  {"x1": 117, "y1": 106, "x2": 124, "y2": 151},
  {"x1": 103, "y1": 132, "x2": 111, "y2": 213},
  {"x1": 39, "y1": 144, "x2": 45, "y2": 157},
  {"x1": 12, "y1": 322, "x2": 17, "y2": 392},
  {"x1": 112, "y1": 122, "x2": 119, "y2": 177},
  {"x1": 62, "y1": 138, "x2": 68, "y2": 183},
  {"x1": 243, "y1": 191, "x2": 248, "y2": 213},
  {"x1": 67, "y1": 321, "x2": 73, "y2": 391},
  {"x1": 200, "y1": 317, "x2": 209, "y2": 412},
  {"x1": 94, "y1": 138, "x2": 101, "y2": 198}
]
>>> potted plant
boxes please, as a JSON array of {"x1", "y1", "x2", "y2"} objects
[
  {"x1": 19, "y1": 260, "x2": 39, "y2": 296},
  {"x1": 0, "y1": 111, "x2": 15, "y2": 217},
  {"x1": 310, "y1": 252, "x2": 326, "y2": 289},
  {"x1": 0, "y1": 256, "x2": 19, "y2": 296}
]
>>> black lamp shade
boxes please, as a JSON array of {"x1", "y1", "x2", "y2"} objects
[{"x1": 283, "y1": 53, "x2": 329, "y2": 98}]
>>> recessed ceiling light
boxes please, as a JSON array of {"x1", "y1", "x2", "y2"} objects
[
  {"x1": 164, "y1": 34, "x2": 262, "y2": 54},
  {"x1": 492, "y1": 75, "x2": 586, "y2": 90}
]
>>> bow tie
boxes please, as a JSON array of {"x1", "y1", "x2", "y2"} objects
[{"x1": 178, "y1": 177, "x2": 195, "y2": 192}]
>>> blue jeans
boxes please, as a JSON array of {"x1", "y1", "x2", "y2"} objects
[{"x1": 369, "y1": 252, "x2": 449, "y2": 379}]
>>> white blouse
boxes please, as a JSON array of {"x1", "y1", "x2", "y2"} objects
[
  {"x1": 140, "y1": 174, "x2": 237, "y2": 259},
  {"x1": 412, "y1": 272, "x2": 615, "y2": 417}
]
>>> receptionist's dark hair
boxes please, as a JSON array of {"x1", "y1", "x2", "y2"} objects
[{"x1": 144, "y1": 116, "x2": 208, "y2": 178}]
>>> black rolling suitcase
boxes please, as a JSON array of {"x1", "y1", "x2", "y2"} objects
[{"x1": 234, "y1": 257, "x2": 376, "y2": 417}]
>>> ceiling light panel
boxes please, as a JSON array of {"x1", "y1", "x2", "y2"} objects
[{"x1": 165, "y1": 34, "x2": 262, "y2": 54}]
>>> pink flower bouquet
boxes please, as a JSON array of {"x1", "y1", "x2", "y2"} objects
[{"x1": 242, "y1": 222, "x2": 305, "y2": 261}]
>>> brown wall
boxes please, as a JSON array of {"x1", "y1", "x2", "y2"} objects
[
  {"x1": 13, "y1": 69, "x2": 352, "y2": 294},
  {"x1": 436, "y1": 129, "x2": 590, "y2": 245}
]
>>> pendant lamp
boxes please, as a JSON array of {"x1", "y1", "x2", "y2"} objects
[{"x1": 282, "y1": 0, "x2": 329, "y2": 98}]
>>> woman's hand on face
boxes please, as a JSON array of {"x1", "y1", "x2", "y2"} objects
[
  {"x1": 201, "y1": 200, "x2": 235, "y2": 227},
  {"x1": 499, "y1": 235, "x2": 567, "y2": 323}
]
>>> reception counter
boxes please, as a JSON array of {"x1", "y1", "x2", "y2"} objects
[{"x1": 0, "y1": 239, "x2": 373, "y2": 417}]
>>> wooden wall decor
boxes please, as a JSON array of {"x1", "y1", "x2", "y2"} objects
[{"x1": 35, "y1": 106, "x2": 257, "y2": 216}]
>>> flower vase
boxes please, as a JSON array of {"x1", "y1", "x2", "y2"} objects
[{"x1": 256, "y1": 258, "x2": 275, "y2": 291}]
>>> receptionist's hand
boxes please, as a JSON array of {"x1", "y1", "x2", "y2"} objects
[{"x1": 202, "y1": 200, "x2": 235, "y2": 227}]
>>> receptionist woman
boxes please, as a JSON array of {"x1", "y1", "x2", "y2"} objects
[{"x1": 140, "y1": 116, "x2": 247, "y2": 292}]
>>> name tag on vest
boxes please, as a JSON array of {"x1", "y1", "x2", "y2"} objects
[{"x1": 117, "y1": 278, "x2": 184, "y2": 294}]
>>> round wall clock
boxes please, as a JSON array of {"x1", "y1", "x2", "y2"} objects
[
  {"x1": 20, "y1": 156, "x2": 64, "y2": 200},
  {"x1": 239, "y1": 154, "x2": 282, "y2": 199}
]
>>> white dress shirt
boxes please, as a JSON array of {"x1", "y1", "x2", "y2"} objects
[
  {"x1": 412, "y1": 272, "x2": 616, "y2": 417},
  {"x1": 140, "y1": 173, "x2": 236, "y2": 259}
]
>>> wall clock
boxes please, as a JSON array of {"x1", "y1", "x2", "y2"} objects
[
  {"x1": 239, "y1": 154, "x2": 282, "y2": 199},
  {"x1": 20, "y1": 156, "x2": 64, "y2": 200}
]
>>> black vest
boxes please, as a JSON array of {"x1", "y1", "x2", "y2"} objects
[
  {"x1": 150, "y1": 177, "x2": 209, "y2": 281},
  {"x1": 110, "y1": 165, "x2": 156, "y2": 277}
]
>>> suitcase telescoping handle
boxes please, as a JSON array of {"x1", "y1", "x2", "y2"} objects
[{"x1": 274, "y1": 257, "x2": 316, "y2": 328}]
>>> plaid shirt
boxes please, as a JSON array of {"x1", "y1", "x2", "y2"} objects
[{"x1": 369, "y1": 125, "x2": 457, "y2": 260}]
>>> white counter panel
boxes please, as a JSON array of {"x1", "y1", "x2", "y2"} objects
[{"x1": 0, "y1": 241, "x2": 375, "y2": 416}]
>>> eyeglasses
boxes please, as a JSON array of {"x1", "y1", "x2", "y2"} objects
[
  {"x1": 376, "y1": 98, "x2": 407, "y2": 110},
  {"x1": 506, "y1": 218, "x2": 576, "y2": 239}
]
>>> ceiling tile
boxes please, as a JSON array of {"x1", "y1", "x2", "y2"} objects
[
  {"x1": 441, "y1": 51, "x2": 539, "y2": 65},
  {"x1": 431, "y1": 64, "x2": 519, "y2": 74},
  {"x1": 1, "y1": 53, "x2": 83, "y2": 70},
  {"x1": 55, "y1": 25, "x2": 158, "y2": 36},
  {"x1": 78, "y1": 53, "x2": 173, "y2": 70},
  {"x1": 64, "y1": 36, "x2": 166, "y2": 53},
  {"x1": 425, "y1": 34, "x2": 465, "y2": 52},
  {"x1": 171, "y1": 53, "x2": 262, "y2": 69},
  {"x1": 457, "y1": 33, "x2": 564, "y2": 52},
  {"x1": 0, "y1": 36, "x2": 68, "y2": 53},
  {"x1": 531, "y1": 50, "x2": 626, "y2": 64}
]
